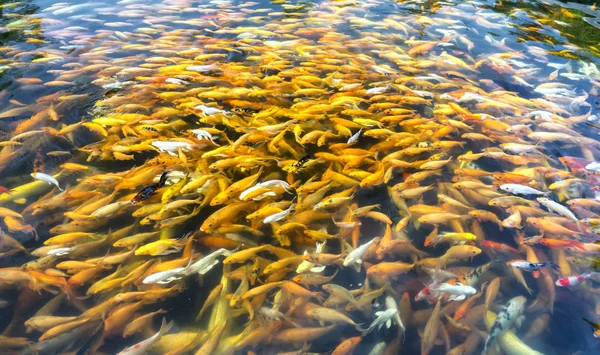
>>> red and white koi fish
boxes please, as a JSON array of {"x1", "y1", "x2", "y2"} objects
[{"x1": 555, "y1": 273, "x2": 598, "y2": 287}]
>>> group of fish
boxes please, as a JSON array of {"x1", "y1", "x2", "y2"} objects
[{"x1": 0, "y1": 0, "x2": 599, "y2": 354}]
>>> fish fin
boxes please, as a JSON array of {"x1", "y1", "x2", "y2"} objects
[
  {"x1": 355, "y1": 324, "x2": 369, "y2": 332},
  {"x1": 158, "y1": 317, "x2": 174, "y2": 336},
  {"x1": 525, "y1": 285, "x2": 533, "y2": 295},
  {"x1": 546, "y1": 262, "x2": 560, "y2": 272},
  {"x1": 515, "y1": 315, "x2": 525, "y2": 328},
  {"x1": 582, "y1": 317, "x2": 600, "y2": 331}
]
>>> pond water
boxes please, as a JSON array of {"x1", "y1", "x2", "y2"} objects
[{"x1": 0, "y1": 0, "x2": 599, "y2": 354}]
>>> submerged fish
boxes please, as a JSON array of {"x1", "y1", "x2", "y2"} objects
[
  {"x1": 31, "y1": 172, "x2": 63, "y2": 191},
  {"x1": 483, "y1": 296, "x2": 527, "y2": 354},
  {"x1": 130, "y1": 171, "x2": 169, "y2": 205},
  {"x1": 0, "y1": 1, "x2": 597, "y2": 354},
  {"x1": 509, "y1": 261, "x2": 560, "y2": 272},
  {"x1": 116, "y1": 318, "x2": 172, "y2": 355}
]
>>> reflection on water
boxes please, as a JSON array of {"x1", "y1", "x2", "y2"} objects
[{"x1": 0, "y1": 0, "x2": 598, "y2": 354}]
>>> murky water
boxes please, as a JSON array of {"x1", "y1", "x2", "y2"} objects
[{"x1": 0, "y1": 0, "x2": 599, "y2": 354}]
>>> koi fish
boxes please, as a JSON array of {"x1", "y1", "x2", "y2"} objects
[
  {"x1": 31, "y1": 172, "x2": 63, "y2": 191},
  {"x1": 555, "y1": 273, "x2": 598, "y2": 287},
  {"x1": 509, "y1": 261, "x2": 560, "y2": 272},
  {"x1": 117, "y1": 318, "x2": 173, "y2": 355},
  {"x1": 130, "y1": 171, "x2": 169, "y2": 205},
  {"x1": 483, "y1": 296, "x2": 527, "y2": 354},
  {"x1": 431, "y1": 282, "x2": 477, "y2": 301}
]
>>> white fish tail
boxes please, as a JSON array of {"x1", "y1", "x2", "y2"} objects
[{"x1": 157, "y1": 317, "x2": 173, "y2": 337}]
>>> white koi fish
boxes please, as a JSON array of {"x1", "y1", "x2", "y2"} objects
[
  {"x1": 186, "y1": 64, "x2": 218, "y2": 73},
  {"x1": 47, "y1": 247, "x2": 75, "y2": 256},
  {"x1": 117, "y1": 318, "x2": 173, "y2": 355},
  {"x1": 385, "y1": 296, "x2": 405, "y2": 332},
  {"x1": 258, "y1": 179, "x2": 291, "y2": 190},
  {"x1": 431, "y1": 282, "x2": 476, "y2": 301},
  {"x1": 142, "y1": 267, "x2": 186, "y2": 284},
  {"x1": 297, "y1": 241, "x2": 326, "y2": 274},
  {"x1": 585, "y1": 162, "x2": 600, "y2": 171},
  {"x1": 364, "y1": 299, "x2": 401, "y2": 334},
  {"x1": 343, "y1": 237, "x2": 380, "y2": 271},
  {"x1": 151, "y1": 141, "x2": 194, "y2": 156},
  {"x1": 509, "y1": 260, "x2": 559, "y2": 272},
  {"x1": 499, "y1": 183, "x2": 547, "y2": 196},
  {"x1": 194, "y1": 104, "x2": 229, "y2": 117},
  {"x1": 182, "y1": 248, "x2": 233, "y2": 275},
  {"x1": 165, "y1": 78, "x2": 189, "y2": 85},
  {"x1": 263, "y1": 204, "x2": 295, "y2": 224},
  {"x1": 239, "y1": 180, "x2": 292, "y2": 200},
  {"x1": 365, "y1": 86, "x2": 389, "y2": 95},
  {"x1": 31, "y1": 172, "x2": 63, "y2": 191},
  {"x1": 371, "y1": 65, "x2": 395, "y2": 75},
  {"x1": 347, "y1": 128, "x2": 362, "y2": 144},
  {"x1": 190, "y1": 129, "x2": 219, "y2": 145},
  {"x1": 537, "y1": 197, "x2": 578, "y2": 222}
]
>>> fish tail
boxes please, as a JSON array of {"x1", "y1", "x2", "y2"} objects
[
  {"x1": 482, "y1": 340, "x2": 492, "y2": 355},
  {"x1": 582, "y1": 317, "x2": 600, "y2": 331},
  {"x1": 361, "y1": 324, "x2": 374, "y2": 336},
  {"x1": 588, "y1": 271, "x2": 600, "y2": 279},
  {"x1": 62, "y1": 281, "x2": 78, "y2": 301},
  {"x1": 544, "y1": 262, "x2": 560, "y2": 272},
  {"x1": 525, "y1": 284, "x2": 534, "y2": 295},
  {"x1": 158, "y1": 317, "x2": 174, "y2": 336},
  {"x1": 158, "y1": 171, "x2": 170, "y2": 187},
  {"x1": 315, "y1": 291, "x2": 325, "y2": 304},
  {"x1": 355, "y1": 323, "x2": 369, "y2": 332}
]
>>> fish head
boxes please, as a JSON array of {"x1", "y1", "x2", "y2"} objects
[
  {"x1": 366, "y1": 266, "x2": 382, "y2": 278},
  {"x1": 467, "y1": 210, "x2": 479, "y2": 218},
  {"x1": 210, "y1": 194, "x2": 229, "y2": 206},
  {"x1": 467, "y1": 247, "x2": 481, "y2": 256},
  {"x1": 529, "y1": 219, "x2": 543, "y2": 230},
  {"x1": 376, "y1": 243, "x2": 389, "y2": 259}
]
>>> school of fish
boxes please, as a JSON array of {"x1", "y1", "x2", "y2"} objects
[{"x1": 0, "y1": 0, "x2": 599, "y2": 354}]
